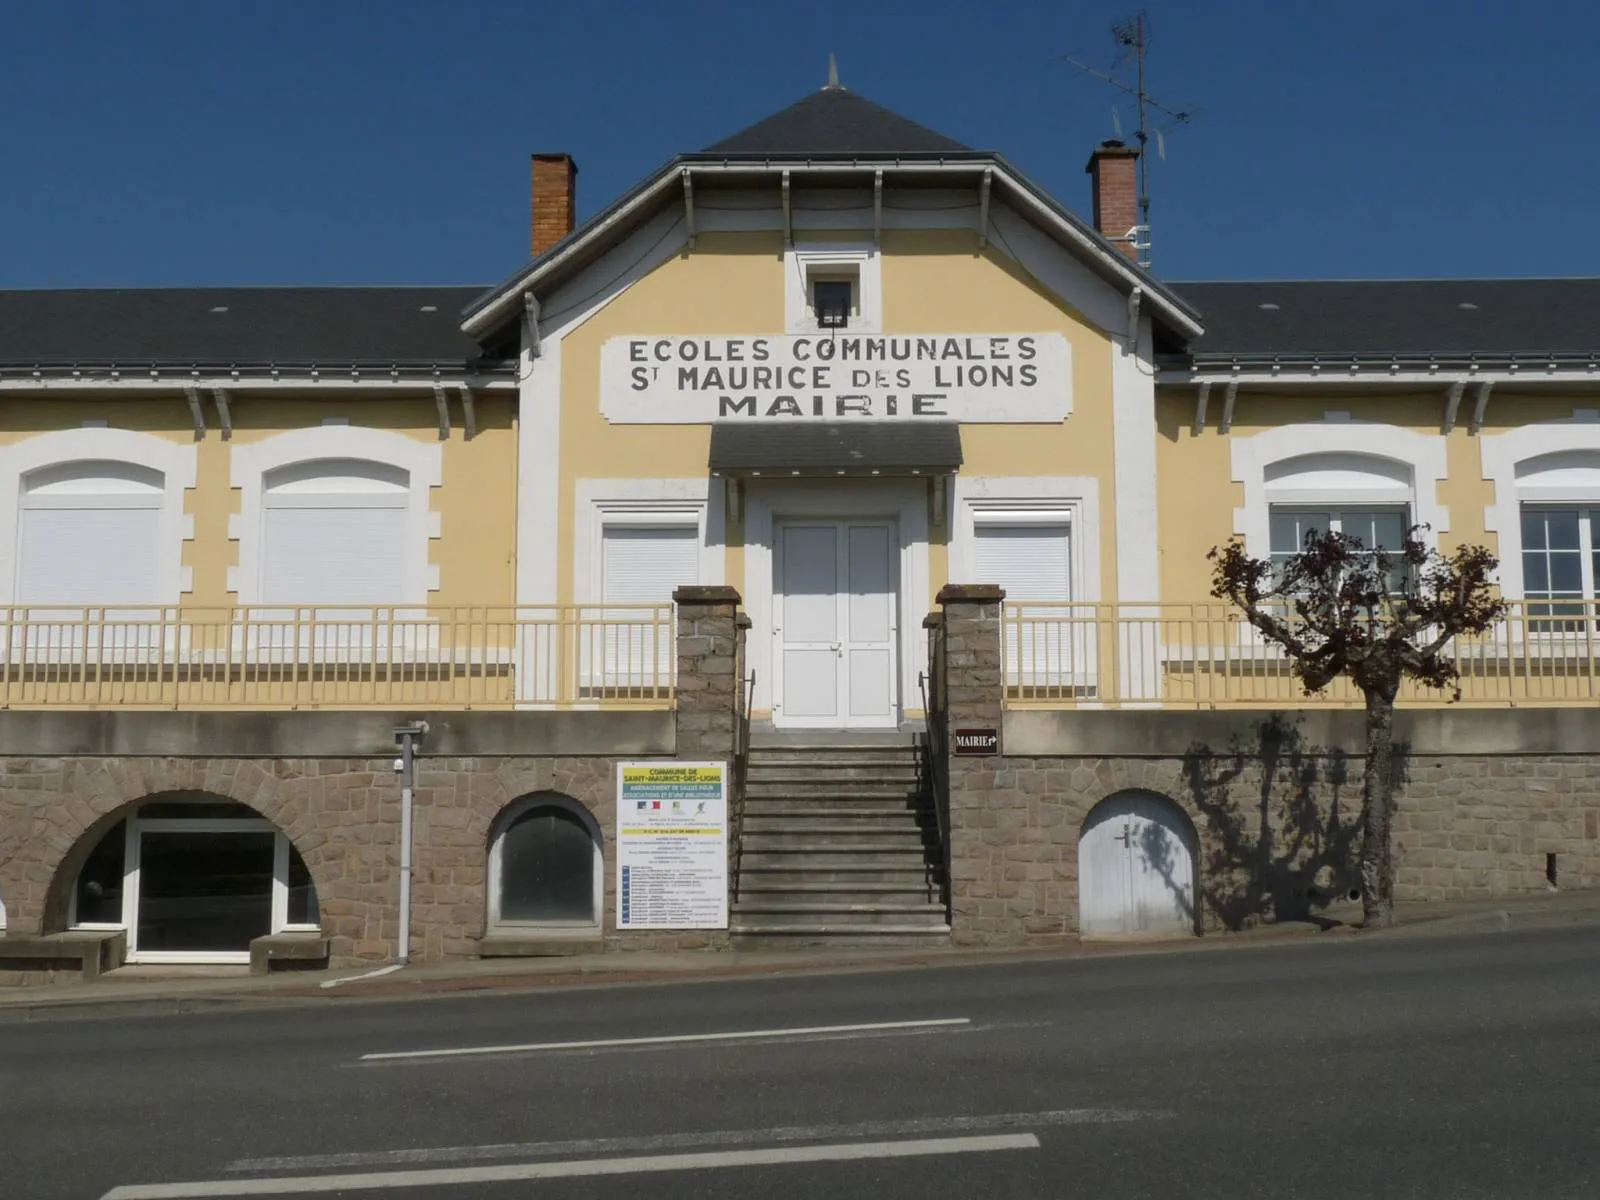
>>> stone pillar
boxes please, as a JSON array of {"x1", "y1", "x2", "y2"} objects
[
  {"x1": 673, "y1": 586, "x2": 742, "y2": 763},
  {"x1": 936, "y1": 584, "x2": 1010, "y2": 946}
]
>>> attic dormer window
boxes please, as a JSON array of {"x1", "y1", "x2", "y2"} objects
[
  {"x1": 787, "y1": 244, "x2": 880, "y2": 334},
  {"x1": 812, "y1": 278, "x2": 854, "y2": 329}
]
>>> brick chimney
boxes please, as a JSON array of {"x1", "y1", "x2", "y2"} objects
[
  {"x1": 530, "y1": 153, "x2": 578, "y2": 257},
  {"x1": 1084, "y1": 139, "x2": 1140, "y2": 262}
]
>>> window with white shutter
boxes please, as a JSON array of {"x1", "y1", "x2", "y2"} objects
[
  {"x1": 259, "y1": 460, "x2": 410, "y2": 607},
  {"x1": 598, "y1": 524, "x2": 697, "y2": 688},
  {"x1": 973, "y1": 515, "x2": 1080, "y2": 688},
  {"x1": 17, "y1": 462, "x2": 164, "y2": 607},
  {"x1": 972, "y1": 520, "x2": 1072, "y2": 603}
]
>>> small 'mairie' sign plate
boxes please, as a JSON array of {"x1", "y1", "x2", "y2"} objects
[{"x1": 953, "y1": 728, "x2": 1000, "y2": 756}]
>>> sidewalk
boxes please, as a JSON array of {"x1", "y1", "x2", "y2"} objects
[{"x1": 4, "y1": 887, "x2": 1597, "y2": 1024}]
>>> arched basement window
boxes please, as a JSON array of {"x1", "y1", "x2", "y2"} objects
[
  {"x1": 489, "y1": 794, "x2": 602, "y2": 930},
  {"x1": 68, "y1": 796, "x2": 319, "y2": 964}
]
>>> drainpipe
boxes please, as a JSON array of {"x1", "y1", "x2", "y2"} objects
[{"x1": 392, "y1": 721, "x2": 429, "y2": 965}]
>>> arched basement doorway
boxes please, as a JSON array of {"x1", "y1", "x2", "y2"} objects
[
  {"x1": 1079, "y1": 790, "x2": 1199, "y2": 936},
  {"x1": 69, "y1": 793, "x2": 319, "y2": 964}
]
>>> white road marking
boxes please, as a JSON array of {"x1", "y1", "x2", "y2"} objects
[
  {"x1": 358, "y1": 1016, "x2": 972, "y2": 1062},
  {"x1": 228, "y1": 1107, "x2": 1160, "y2": 1172},
  {"x1": 318, "y1": 965, "x2": 403, "y2": 990},
  {"x1": 104, "y1": 1133, "x2": 1040, "y2": 1198}
]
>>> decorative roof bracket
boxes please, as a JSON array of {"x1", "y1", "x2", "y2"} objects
[
  {"x1": 1220, "y1": 378, "x2": 1239, "y2": 434},
  {"x1": 433, "y1": 383, "x2": 451, "y2": 440},
  {"x1": 1192, "y1": 379, "x2": 1212, "y2": 436},
  {"x1": 781, "y1": 170, "x2": 792, "y2": 248},
  {"x1": 182, "y1": 384, "x2": 206, "y2": 439},
  {"x1": 523, "y1": 292, "x2": 541, "y2": 360},
  {"x1": 977, "y1": 168, "x2": 992, "y2": 249},
  {"x1": 1470, "y1": 380, "x2": 1494, "y2": 434},
  {"x1": 682, "y1": 169, "x2": 696, "y2": 249},
  {"x1": 211, "y1": 387, "x2": 233, "y2": 440},
  {"x1": 872, "y1": 170, "x2": 883, "y2": 249},
  {"x1": 1442, "y1": 379, "x2": 1466, "y2": 433},
  {"x1": 458, "y1": 384, "x2": 477, "y2": 441}
]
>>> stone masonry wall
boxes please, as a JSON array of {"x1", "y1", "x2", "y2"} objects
[
  {"x1": 0, "y1": 589, "x2": 746, "y2": 970},
  {"x1": 936, "y1": 591, "x2": 1600, "y2": 947}
]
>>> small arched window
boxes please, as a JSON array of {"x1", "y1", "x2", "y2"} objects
[
  {"x1": 488, "y1": 794, "x2": 602, "y2": 930},
  {"x1": 260, "y1": 458, "x2": 409, "y2": 605}
]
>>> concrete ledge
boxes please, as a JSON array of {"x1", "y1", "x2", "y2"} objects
[
  {"x1": 0, "y1": 709, "x2": 675, "y2": 758},
  {"x1": 1004, "y1": 706, "x2": 1600, "y2": 758},
  {"x1": 477, "y1": 934, "x2": 605, "y2": 958},
  {"x1": 0, "y1": 930, "x2": 126, "y2": 981},
  {"x1": 248, "y1": 934, "x2": 330, "y2": 976}
]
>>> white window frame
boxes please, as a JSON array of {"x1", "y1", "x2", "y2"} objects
[
  {"x1": 573, "y1": 479, "x2": 723, "y2": 604},
  {"x1": 229, "y1": 427, "x2": 442, "y2": 604},
  {"x1": 1231, "y1": 423, "x2": 1448, "y2": 560},
  {"x1": 68, "y1": 807, "x2": 318, "y2": 964},
  {"x1": 951, "y1": 476, "x2": 1101, "y2": 602},
  {"x1": 0, "y1": 429, "x2": 196, "y2": 605},
  {"x1": 1481, "y1": 414, "x2": 1600, "y2": 598},
  {"x1": 784, "y1": 242, "x2": 882, "y2": 334},
  {"x1": 486, "y1": 793, "x2": 604, "y2": 933}
]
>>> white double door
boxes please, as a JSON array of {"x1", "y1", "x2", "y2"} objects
[
  {"x1": 774, "y1": 520, "x2": 899, "y2": 729},
  {"x1": 1078, "y1": 792, "x2": 1197, "y2": 936}
]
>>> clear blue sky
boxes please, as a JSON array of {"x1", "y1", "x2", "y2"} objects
[{"x1": 3, "y1": 0, "x2": 1595, "y2": 289}]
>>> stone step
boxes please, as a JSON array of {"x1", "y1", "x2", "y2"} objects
[
  {"x1": 742, "y1": 823, "x2": 934, "y2": 840},
  {"x1": 737, "y1": 863, "x2": 936, "y2": 886},
  {"x1": 742, "y1": 822, "x2": 935, "y2": 839},
  {"x1": 747, "y1": 748, "x2": 924, "y2": 764},
  {"x1": 744, "y1": 781, "x2": 927, "y2": 799},
  {"x1": 741, "y1": 804, "x2": 935, "y2": 820},
  {"x1": 730, "y1": 906, "x2": 948, "y2": 928},
  {"x1": 742, "y1": 844, "x2": 934, "y2": 864},
  {"x1": 736, "y1": 880, "x2": 938, "y2": 896},
  {"x1": 729, "y1": 924, "x2": 953, "y2": 948}
]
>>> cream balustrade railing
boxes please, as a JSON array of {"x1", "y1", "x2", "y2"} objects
[
  {"x1": 0, "y1": 605, "x2": 675, "y2": 709},
  {"x1": 1001, "y1": 600, "x2": 1600, "y2": 709}
]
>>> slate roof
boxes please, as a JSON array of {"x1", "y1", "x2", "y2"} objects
[
  {"x1": 1175, "y1": 279, "x2": 1600, "y2": 363},
  {"x1": 709, "y1": 421, "x2": 963, "y2": 474},
  {"x1": 699, "y1": 86, "x2": 974, "y2": 158},
  {"x1": 0, "y1": 286, "x2": 503, "y2": 369}
]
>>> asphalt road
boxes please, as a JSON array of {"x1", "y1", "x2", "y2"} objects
[{"x1": 3, "y1": 926, "x2": 1598, "y2": 1199}]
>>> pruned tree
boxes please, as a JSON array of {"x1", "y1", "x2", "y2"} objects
[{"x1": 1208, "y1": 527, "x2": 1503, "y2": 928}]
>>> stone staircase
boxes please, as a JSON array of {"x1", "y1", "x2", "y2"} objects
[{"x1": 730, "y1": 743, "x2": 951, "y2": 947}]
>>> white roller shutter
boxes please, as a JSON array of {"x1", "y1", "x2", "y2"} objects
[
  {"x1": 973, "y1": 519, "x2": 1078, "y2": 688},
  {"x1": 601, "y1": 525, "x2": 698, "y2": 602},
  {"x1": 598, "y1": 525, "x2": 696, "y2": 689},
  {"x1": 972, "y1": 521, "x2": 1072, "y2": 602},
  {"x1": 261, "y1": 500, "x2": 407, "y2": 606},
  {"x1": 17, "y1": 504, "x2": 161, "y2": 605}
]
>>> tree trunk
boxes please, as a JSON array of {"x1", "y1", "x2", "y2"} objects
[{"x1": 1360, "y1": 684, "x2": 1398, "y2": 929}]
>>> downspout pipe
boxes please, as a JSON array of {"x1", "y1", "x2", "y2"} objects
[{"x1": 393, "y1": 721, "x2": 429, "y2": 965}]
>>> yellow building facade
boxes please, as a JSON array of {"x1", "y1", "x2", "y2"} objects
[{"x1": 3, "y1": 87, "x2": 1599, "y2": 721}]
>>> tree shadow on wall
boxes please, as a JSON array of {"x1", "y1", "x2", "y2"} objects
[{"x1": 1180, "y1": 713, "x2": 1409, "y2": 930}]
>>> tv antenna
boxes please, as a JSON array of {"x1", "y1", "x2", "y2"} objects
[{"x1": 1065, "y1": 11, "x2": 1196, "y2": 268}]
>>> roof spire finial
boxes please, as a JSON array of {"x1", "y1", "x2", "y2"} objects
[{"x1": 825, "y1": 52, "x2": 841, "y2": 90}]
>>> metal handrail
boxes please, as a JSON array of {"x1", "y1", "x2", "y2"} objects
[
  {"x1": 728, "y1": 670, "x2": 755, "y2": 904},
  {"x1": 918, "y1": 651, "x2": 952, "y2": 917}
]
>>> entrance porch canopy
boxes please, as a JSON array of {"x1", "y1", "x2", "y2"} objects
[{"x1": 708, "y1": 421, "x2": 962, "y2": 477}]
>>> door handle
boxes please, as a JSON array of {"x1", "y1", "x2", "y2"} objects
[{"x1": 1115, "y1": 824, "x2": 1132, "y2": 846}]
